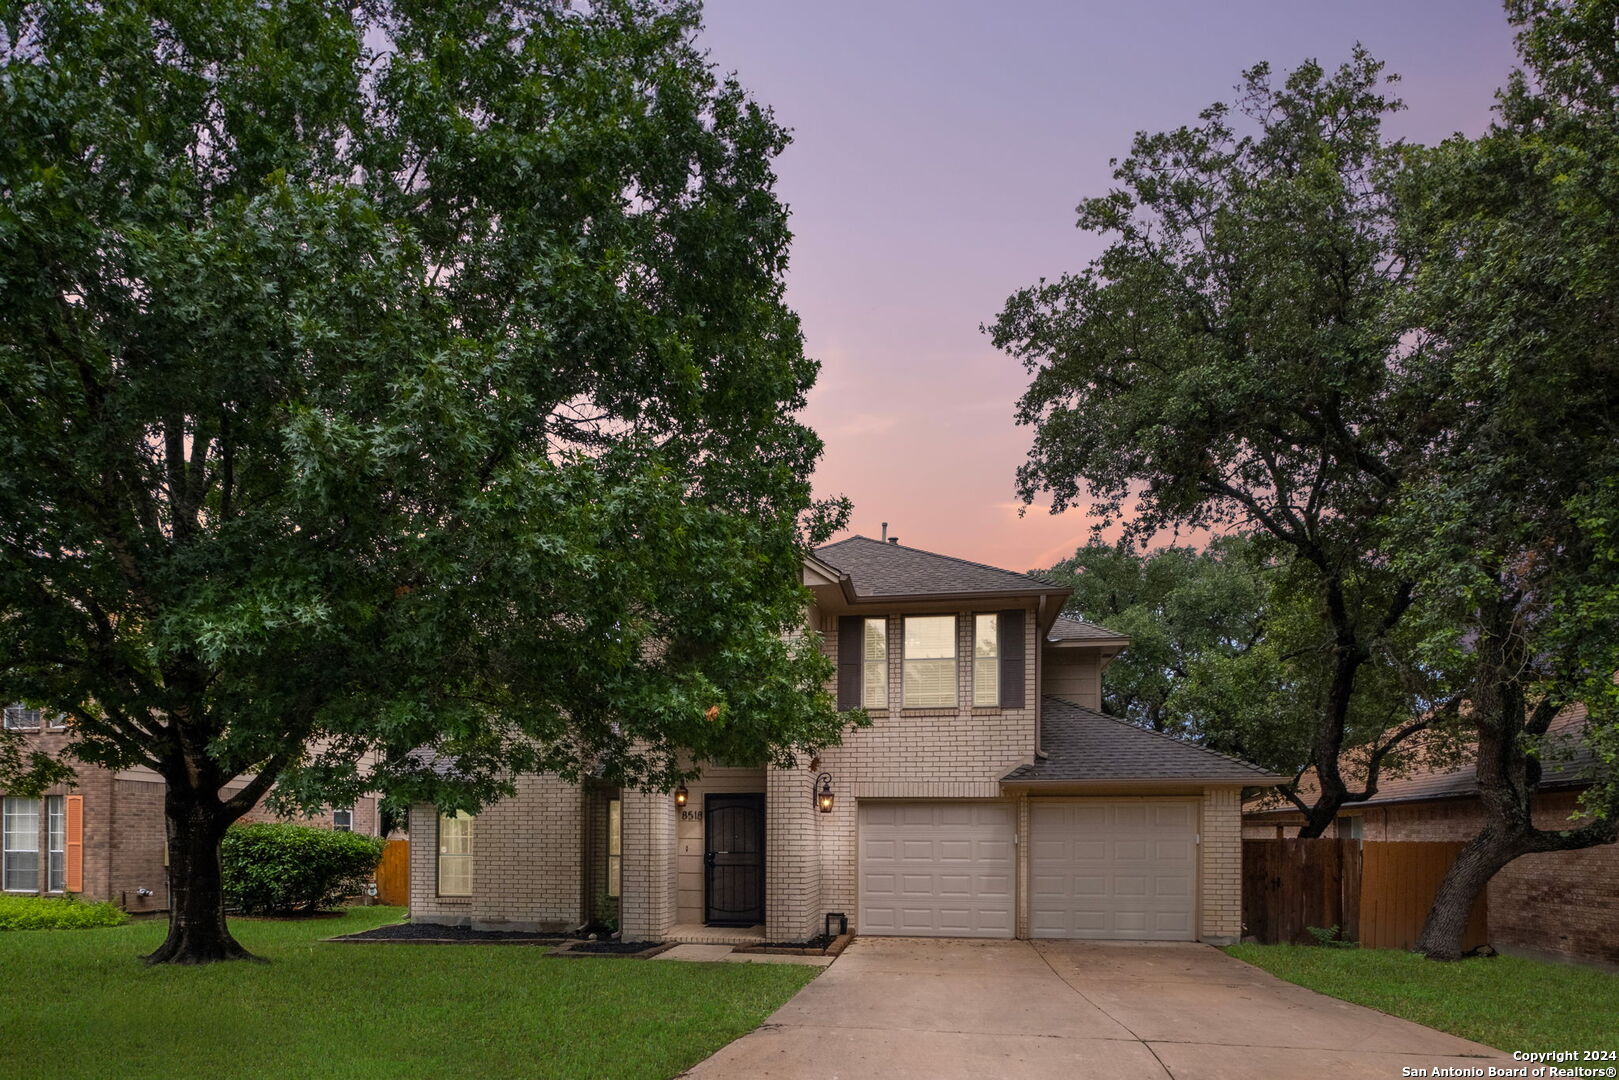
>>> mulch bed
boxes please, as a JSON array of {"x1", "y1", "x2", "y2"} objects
[
  {"x1": 735, "y1": 932, "x2": 852, "y2": 957},
  {"x1": 559, "y1": 940, "x2": 665, "y2": 956},
  {"x1": 328, "y1": 922, "x2": 571, "y2": 945}
]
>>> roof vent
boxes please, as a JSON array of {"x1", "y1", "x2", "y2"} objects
[
  {"x1": 888, "y1": 536, "x2": 899, "y2": 545},
  {"x1": 880, "y1": 522, "x2": 888, "y2": 541}
]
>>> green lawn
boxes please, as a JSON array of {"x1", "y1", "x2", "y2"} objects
[
  {"x1": 0, "y1": 907, "x2": 817, "y2": 1080},
  {"x1": 1226, "y1": 944, "x2": 1619, "y2": 1052}
]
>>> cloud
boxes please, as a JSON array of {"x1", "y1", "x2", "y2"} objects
[{"x1": 826, "y1": 411, "x2": 902, "y2": 439}]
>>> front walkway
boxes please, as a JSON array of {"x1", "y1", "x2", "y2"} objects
[{"x1": 681, "y1": 937, "x2": 1516, "y2": 1079}]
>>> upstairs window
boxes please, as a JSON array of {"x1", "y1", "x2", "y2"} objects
[
  {"x1": 332, "y1": 808, "x2": 353, "y2": 832},
  {"x1": 973, "y1": 614, "x2": 1000, "y2": 706},
  {"x1": 437, "y1": 812, "x2": 474, "y2": 897},
  {"x1": 862, "y1": 617, "x2": 888, "y2": 709},
  {"x1": 903, "y1": 615, "x2": 957, "y2": 707},
  {"x1": 3, "y1": 705, "x2": 41, "y2": 731}
]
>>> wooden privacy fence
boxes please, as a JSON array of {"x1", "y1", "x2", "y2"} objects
[
  {"x1": 1242, "y1": 838, "x2": 1487, "y2": 949},
  {"x1": 375, "y1": 839, "x2": 410, "y2": 906}
]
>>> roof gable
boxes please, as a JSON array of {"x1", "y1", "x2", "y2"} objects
[{"x1": 1047, "y1": 615, "x2": 1129, "y2": 644}]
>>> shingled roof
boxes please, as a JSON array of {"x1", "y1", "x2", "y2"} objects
[
  {"x1": 1003, "y1": 697, "x2": 1287, "y2": 785},
  {"x1": 1246, "y1": 704, "x2": 1599, "y2": 814},
  {"x1": 1047, "y1": 615, "x2": 1129, "y2": 644},
  {"x1": 814, "y1": 535, "x2": 1063, "y2": 599}
]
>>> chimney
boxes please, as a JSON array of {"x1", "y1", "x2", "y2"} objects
[{"x1": 880, "y1": 522, "x2": 888, "y2": 541}]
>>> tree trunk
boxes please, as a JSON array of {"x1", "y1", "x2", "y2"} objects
[
  {"x1": 145, "y1": 787, "x2": 257, "y2": 965},
  {"x1": 1413, "y1": 829, "x2": 1521, "y2": 961},
  {"x1": 1294, "y1": 792, "x2": 1343, "y2": 839}
]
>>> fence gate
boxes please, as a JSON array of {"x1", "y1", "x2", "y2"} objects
[
  {"x1": 1242, "y1": 838, "x2": 1359, "y2": 945},
  {"x1": 375, "y1": 838, "x2": 410, "y2": 906}
]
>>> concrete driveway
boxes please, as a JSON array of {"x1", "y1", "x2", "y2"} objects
[{"x1": 682, "y1": 937, "x2": 1515, "y2": 1079}]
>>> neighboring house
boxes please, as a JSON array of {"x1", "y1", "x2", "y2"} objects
[
  {"x1": 0, "y1": 704, "x2": 381, "y2": 911},
  {"x1": 407, "y1": 535, "x2": 1287, "y2": 944},
  {"x1": 1243, "y1": 705, "x2": 1618, "y2": 966}
]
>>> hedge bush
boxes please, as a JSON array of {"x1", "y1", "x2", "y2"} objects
[
  {"x1": 0, "y1": 893, "x2": 129, "y2": 931},
  {"x1": 221, "y1": 822, "x2": 386, "y2": 916}
]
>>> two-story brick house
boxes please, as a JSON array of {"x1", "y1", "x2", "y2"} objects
[{"x1": 406, "y1": 536, "x2": 1285, "y2": 944}]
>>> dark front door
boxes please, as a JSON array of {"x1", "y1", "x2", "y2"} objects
[{"x1": 705, "y1": 793, "x2": 765, "y2": 926}]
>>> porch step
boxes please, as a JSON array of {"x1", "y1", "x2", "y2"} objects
[{"x1": 665, "y1": 923, "x2": 766, "y2": 945}]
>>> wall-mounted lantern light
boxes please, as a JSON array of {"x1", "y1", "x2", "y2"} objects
[
  {"x1": 814, "y1": 772, "x2": 835, "y2": 814},
  {"x1": 674, "y1": 784, "x2": 689, "y2": 808}
]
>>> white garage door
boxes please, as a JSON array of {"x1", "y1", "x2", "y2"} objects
[
  {"x1": 858, "y1": 802, "x2": 1014, "y2": 938},
  {"x1": 1031, "y1": 799, "x2": 1197, "y2": 940}
]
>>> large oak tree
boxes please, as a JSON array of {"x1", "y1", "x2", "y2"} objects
[
  {"x1": 1396, "y1": 0, "x2": 1619, "y2": 960},
  {"x1": 989, "y1": 52, "x2": 1441, "y2": 838},
  {"x1": 0, "y1": 0, "x2": 854, "y2": 964}
]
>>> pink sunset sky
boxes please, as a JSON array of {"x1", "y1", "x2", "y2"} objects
[{"x1": 696, "y1": 0, "x2": 1518, "y2": 572}]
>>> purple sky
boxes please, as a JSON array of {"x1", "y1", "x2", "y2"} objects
[{"x1": 696, "y1": 1, "x2": 1519, "y2": 572}]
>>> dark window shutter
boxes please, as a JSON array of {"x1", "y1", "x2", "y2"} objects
[
  {"x1": 838, "y1": 616, "x2": 863, "y2": 710},
  {"x1": 998, "y1": 609, "x2": 1026, "y2": 709}
]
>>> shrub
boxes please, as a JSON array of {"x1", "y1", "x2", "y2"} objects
[
  {"x1": 221, "y1": 822, "x2": 386, "y2": 916},
  {"x1": 0, "y1": 893, "x2": 129, "y2": 931},
  {"x1": 1306, "y1": 924, "x2": 1358, "y2": 948}
]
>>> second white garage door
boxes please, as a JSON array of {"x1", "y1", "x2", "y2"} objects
[
  {"x1": 1030, "y1": 799, "x2": 1198, "y2": 940},
  {"x1": 858, "y1": 802, "x2": 1014, "y2": 938}
]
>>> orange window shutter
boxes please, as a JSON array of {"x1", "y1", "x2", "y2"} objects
[{"x1": 64, "y1": 795, "x2": 84, "y2": 893}]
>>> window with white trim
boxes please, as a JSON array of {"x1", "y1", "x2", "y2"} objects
[
  {"x1": 973, "y1": 614, "x2": 999, "y2": 706},
  {"x1": 437, "y1": 811, "x2": 474, "y2": 896},
  {"x1": 3, "y1": 705, "x2": 41, "y2": 731},
  {"x1": 3, "y1": 797, "x2": 40, "y2": 892},
  {"x1": 332, "y1": 808, "x2": 353, "y2": 832},
  {"x1": 903, "y1": 615, "x2": 957, "y2": 707},
  {"x1": 861, "y1": 617, "x2": 888, "y2": 709},
  {"x1": 46, "y1": 796, "x2": 65, "y2": 892},
  {"x1": 606, "y1": 798, "x2": 622, "y2": 899}
]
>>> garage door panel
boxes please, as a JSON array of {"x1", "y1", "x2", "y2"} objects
[
  {"x1": 859, "y1": 801, "x2": 1014, "y2": 938},
  {"x1": 1155, "y1": 803, "x2": 1194, "y2": 827},
  {"x1": 1031, "y1": 800, "x2": 1198, "y2": 941}
]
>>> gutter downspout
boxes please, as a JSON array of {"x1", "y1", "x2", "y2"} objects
[{"x1": 1035, "y1": 594, "x2": 1046, "y2": 758}]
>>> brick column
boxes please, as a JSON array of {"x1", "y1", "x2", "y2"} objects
[
  {"x1": 1200, "y1": 787, "x2": 1243, "y2": 943},
  {"x1": 1015, "y1": 792, "x2": 1031, "y2": 939},
  {"x1": 620, "y1": 787, "x2": 677, "y2": 941},
  {"x1": 766, "y1": 765, "x2": 822, "y2": 941}
]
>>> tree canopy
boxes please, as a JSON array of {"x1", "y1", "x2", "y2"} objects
[
  {"x1": 1034, "y1": 537, "x2": 1268, "y2": 737},
  {"x1": 993, "y1": 5, "x2": 1619, "y2": 960},
  {"x1": 989, "y1": 51, "x2": 1440, "y2": 838},
  {"x1": 0, "y1": 0, "x2": 853, "y2": 963},
  {"x1": 1392, "y1": 0, "x2": 1619, "y2": 958}
]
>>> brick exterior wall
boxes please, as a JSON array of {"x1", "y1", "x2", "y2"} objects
[
  {"x1": 1244, "y1": 790, "x2": 1619, "y2": 966},
  {"x1": 1198, "y1": 787, "x2": 1244, "y2": 943},
  {"x1": 407, "y1": 773, "x2": 585, "y2": 931}
]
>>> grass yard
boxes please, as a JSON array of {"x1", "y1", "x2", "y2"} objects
[
  {"x1": 0, "y1": 906, "x2": 817, "y2": 1080},
  {"x1": 1226, "y1": 944, "x2": 1619, "y2": 1052}
]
